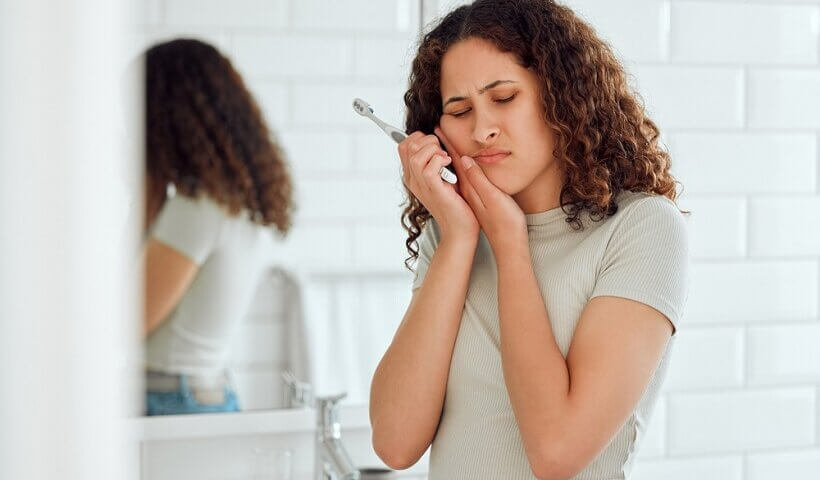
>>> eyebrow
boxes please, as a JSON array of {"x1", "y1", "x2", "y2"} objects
[{"x1": 443, "y1": 80, "x2": 518, "y2": 107}]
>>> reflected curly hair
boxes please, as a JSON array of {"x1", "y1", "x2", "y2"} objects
[
  {"x1": 145, "y1": 38, "x2": 293, "y2": 233},
  {"x1": 401, "y1": 0, "x2": 685, "y2": 268}
]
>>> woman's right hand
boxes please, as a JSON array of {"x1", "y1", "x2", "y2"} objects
[{"x1": 398, "y1": 131, "x2": 479, "y2": 242}]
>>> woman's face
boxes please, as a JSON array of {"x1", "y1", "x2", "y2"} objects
[{"x1": 439, "y1": 37, "x2": 562, "y2": 212}]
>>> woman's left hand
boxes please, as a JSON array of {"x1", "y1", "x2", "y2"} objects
[{"x1": 435, "y1": 127, "x2": 528, "y2": 256}]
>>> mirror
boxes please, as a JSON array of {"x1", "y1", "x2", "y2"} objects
[{"x1": 138, "y1": 0, "x2": 429, "y2": 414}]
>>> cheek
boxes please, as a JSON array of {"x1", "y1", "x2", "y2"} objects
[
  {"x1": 516, "y1": 105, "x2": 554, "y2": 156},
  {"x1": 439, "y1": 118, "x2": 471, "y2": 154},
  {"x1": 516, "y1": 102, "x2": 546, "y2": 136}
]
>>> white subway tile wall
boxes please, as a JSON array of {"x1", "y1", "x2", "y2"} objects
[
  {"x1": 139, "y1": 0, "x2": 820, "y2": 478},
  {"x1": 668, "y1": 388, "x2": 816, "y2": 454}
]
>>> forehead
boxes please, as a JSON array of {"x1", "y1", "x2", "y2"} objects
[{"x1": 440, "y1": 37, "x2": 525, "y2": 95}]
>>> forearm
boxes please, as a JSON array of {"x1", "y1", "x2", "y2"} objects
[
  {"x1": 370, "y1": 236, "x2": 477, "y2": 467},
  {"x1": 496, "y1": 246, "x2": 570, "y2": 457},
  {"x1": 142, "y1": 239, "x2": 199, "y2": 338}
]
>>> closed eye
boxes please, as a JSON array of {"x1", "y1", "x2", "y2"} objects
[{"x1": 449, "y1": 94, "x2": 516, "y2": 117}]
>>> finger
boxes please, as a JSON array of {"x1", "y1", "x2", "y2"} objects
[
  {"x1": 460, "y1": 155, "x2": 496, "y2": 204},
  {"x1": 408, "y1": 143, "x2": 447, "y2": 194},
  {"x1": 457, "y1": 156, "x2": 486, "y2": 210},
  {"x1": 399, "y1": 131, "x2": 424, "y2": 148},
  {"x1": 446, "y1": 144, "x2": 470, "y2": 197},
  {"x1": 434, "y1": 126, "x2": 461, "y2": 163},
  {"x1": 407, "y1": 134, "x2": 442, "y2": 156},
  {"x1": 421, "y1": 153, "x2": 454, "y2": 190},
  {"x1": 398, "y1": 143, "x2": 413, "y2": 188},
  {"x1": 399, "y1": 133, "x2": 438, "y2": 187},
  {"x1": 409, "y1": 143, "x2": 447, "y2": 174},
  {"x1": 447, "y1": 152, "x2": 481, "y2": 209},
  {"x1": 407, "y1": 131, "x2": 426, "y2": 140},
  {"x1": 397, "y1": 131, "x2": 428, "y2": 165},
  {"x1": 422, "y1": 156, "x2": 453, "y2": 197}
]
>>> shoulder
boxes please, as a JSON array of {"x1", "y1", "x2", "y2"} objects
[
  {"x1": 157, "y1": 193, "x2": 254, "y2": 235},
  {"x1": 617, "y1": 190, "x2": 680, "y2": 215},
  {"x1": 611, "y1": 191, "x2": 687, "y2": 233},
  {"x1": 596, "y1": 191, "x2": 690, "y2": 261},
  {"x1": 150, "y1": 194, "x2": 232, "y2": 260},
  {"x1": 164, "y1": 193, "x2": 230, "y2": 220}
]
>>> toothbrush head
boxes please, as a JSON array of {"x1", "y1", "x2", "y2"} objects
[{"x1": 352, "y1": 98, "x2": 374, "y2": 116}]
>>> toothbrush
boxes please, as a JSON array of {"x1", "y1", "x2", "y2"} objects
[{"x1": 352, "y1": 97, "x2": 457, "y2": 184}]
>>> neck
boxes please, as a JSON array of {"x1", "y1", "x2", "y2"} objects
[{"x1": 512, "y1": 163, "x2": 563, "y2": 214}]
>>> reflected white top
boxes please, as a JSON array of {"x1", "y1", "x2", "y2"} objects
[{"x1": 145, "y1": 194, "x2": 270, "y2": 380}]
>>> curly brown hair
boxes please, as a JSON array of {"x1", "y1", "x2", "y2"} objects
[
  {"x1": 145, "y1": 38, "x2": 293, "y2": 234},
  {"x1": 401, "y1": 0, "x2": 685, "y2": 268}
]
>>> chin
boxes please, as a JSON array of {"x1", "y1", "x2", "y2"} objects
[
  {"x1": 483, "y1": 168, "x2": 530, "y2": 196},
  {"x1": 482, "y1": 170, "x2": 509, "y2": 193}
]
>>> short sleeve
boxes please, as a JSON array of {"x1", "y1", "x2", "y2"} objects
[
  {"x1": 411, "y1": 219, "x2": 442, "y2": 291},
  {"x1": 590, "y1": 196, "x2": 690, "y2": 334},
  {"x1": 149, "y1": 194, "x2": 223, "y2": 264}
]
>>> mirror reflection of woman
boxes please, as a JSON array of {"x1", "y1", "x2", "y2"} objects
[
  {"x1": 142, "y1": 39, "x2": 293, "y2": 416},
  {"x1": 370, "y1": 1, "x2": 689, "y2": 478}
]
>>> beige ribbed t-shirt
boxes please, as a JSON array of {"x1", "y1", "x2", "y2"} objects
[{"x1": 411, "y1": 190, "x2": 690, "y2": 480}]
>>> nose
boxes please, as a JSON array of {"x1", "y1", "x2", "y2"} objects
[{"x1": 471, "y1": 108, "x2": 500, "y2": 144}]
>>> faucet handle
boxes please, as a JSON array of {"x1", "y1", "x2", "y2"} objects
[
  {"x1": 316, "y1": 392, "x2": 347, "y2": 408},
  {"x1": 281, "y1": 370, "x2": 313, "y2": 408},
  {"x1": 316, "y1": 392, "x2": 347, "y2": 423},
  {"x1": 315, "y1": 392, "x2": 349, "y2": 438}
]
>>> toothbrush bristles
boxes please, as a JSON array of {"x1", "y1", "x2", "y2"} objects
[{"x1": 353, "y1": 98, "x2": 375, "y2": 116}]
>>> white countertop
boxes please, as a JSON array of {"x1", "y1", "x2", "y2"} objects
[{"x1": 131, "y1": 403, "x2": 371, "y2": 441}]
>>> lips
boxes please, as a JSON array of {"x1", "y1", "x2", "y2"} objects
[{"x1": 472, "y1": 148, "x2": 511, "y2": 165}]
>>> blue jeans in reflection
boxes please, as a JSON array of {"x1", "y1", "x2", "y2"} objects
[{"x1": 145, "y1": 374, "x2": 240, "y2": 416}]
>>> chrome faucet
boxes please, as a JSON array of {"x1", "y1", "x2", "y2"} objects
[
  {"x1": 282, "y1": 370, "x2": 313, "y2": 408},
  {"x1": 315, "y1": 393, "x2": 360, "y2": 480}
]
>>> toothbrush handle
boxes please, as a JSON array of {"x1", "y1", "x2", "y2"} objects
[{"x1": 360, "y1": 106, "x2": 457, "y2": 184}]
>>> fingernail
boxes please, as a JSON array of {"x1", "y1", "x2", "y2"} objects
[{"x1": 462, "y1": 155, "x2": 475, "y2": 169}]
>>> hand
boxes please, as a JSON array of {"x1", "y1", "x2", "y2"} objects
[
  {"x1": 398, "y1": 131, "x2": 479, "y2": 243},
  {"x1": 435, "y1": 127, "x2": 528, "y2": 255}
]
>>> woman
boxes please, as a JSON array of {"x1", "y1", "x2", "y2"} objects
[
  {"x1": 369, "y1": 1, "x2": 689, "y2": 478},
  {"x1": 143, "y1": 38, "x2": 293, "y2": 415}
]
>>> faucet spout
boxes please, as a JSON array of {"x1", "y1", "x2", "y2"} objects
[{"x1": 315, "y1": 393, "x2": 360, "y2": 480}]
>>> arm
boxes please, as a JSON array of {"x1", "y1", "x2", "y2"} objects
[
  {"x1": 370, "y1": 130, "x2": 480, "y2": 470},
  {"x1": 452, "y1": 156, "x2": 684, "y2": 479},
  {"x1": 369, "y1": 234, "x2": 478, "y2": 469},
  {"x1": 142, "y1": 194, "x2": 223, "y2": 337},
  {"x1": 143, "y1": 238, "x2": 199, "y2": 336},
  {"x1": 496, "y1": 247, "x2": 672, "y2": 480}
]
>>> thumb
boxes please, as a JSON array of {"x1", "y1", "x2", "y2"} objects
[{"x1": 460, "y1": 155, "x2": 493, "y2": 199}]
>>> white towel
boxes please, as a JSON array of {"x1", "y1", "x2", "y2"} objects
[
  {"x1": 301, "y1": 274, "x2": 413, "y2": 405},
  {"x1": 229, "y1": 266, "x2": 313, "y2": 410},
  {"x1": 269, "y1": 266, "x2": 313, "y2": 389}
]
